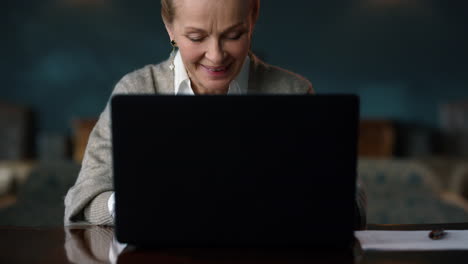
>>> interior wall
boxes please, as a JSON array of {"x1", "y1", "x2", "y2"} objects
[{"x1": 3, "y1": 0, "x2": 468, "y2": 135}]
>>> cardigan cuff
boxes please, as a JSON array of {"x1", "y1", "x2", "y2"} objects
[{"x1": 84, "y1": 191, "x2": 114, "y2": 226}]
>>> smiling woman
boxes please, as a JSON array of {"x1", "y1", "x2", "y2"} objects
[
  {"x1": 162, "y1": 0, "x2": 259, "y2": 94},
  {"x1": 63, "y1": 0, "x2": 368, "y2": 229}
]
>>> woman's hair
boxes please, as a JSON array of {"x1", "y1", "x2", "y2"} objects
[{"x1": 161, "y1": 0, "x2": 260, "y2": 25}]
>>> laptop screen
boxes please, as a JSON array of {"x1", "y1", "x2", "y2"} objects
[{"x1": 111, "y1": 95, "x2": 359, "y2": 248}]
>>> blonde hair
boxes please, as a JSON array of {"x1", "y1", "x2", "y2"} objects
[{"x1": 161, "y1": 0, "x2": 260, "y2": 25}]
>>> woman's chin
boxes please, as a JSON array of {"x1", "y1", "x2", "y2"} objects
[
  {"x1": 197, "y1": 81, "x2": 231, "y2": 94},
  {"x1": 199, "y1": 84, "x2": 229, "y2": 94}
]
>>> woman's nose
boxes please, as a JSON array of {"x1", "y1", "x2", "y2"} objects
[{"x1": 205, "y1": 39, "x2": 225, "y2": 64}]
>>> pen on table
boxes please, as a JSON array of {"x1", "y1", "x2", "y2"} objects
[{"x1": 429, "y1": 229, "x2": 446, "y2": 240}]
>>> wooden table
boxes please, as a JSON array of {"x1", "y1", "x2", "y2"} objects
[{"x1": 1, "y1": 223, "x2": 468, "y2": 263}]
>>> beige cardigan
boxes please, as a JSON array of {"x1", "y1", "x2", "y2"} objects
[{"x1": 64, "y1": 53, "x2": 366, "y2": 228}]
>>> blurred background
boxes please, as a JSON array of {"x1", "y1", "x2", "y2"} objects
[{"x1": 1, "y1": 0, "x2": 468, "y2": 226}]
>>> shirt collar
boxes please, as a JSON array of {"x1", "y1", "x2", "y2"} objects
[{"x1": 174, "y1": 50, "x2": 250, "y2": 95}]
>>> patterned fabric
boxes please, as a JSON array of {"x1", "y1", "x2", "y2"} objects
[
  {"x1": 359, "y1": 159, "x2": 468, "y2": 224},
  {"x1": 451, "y1": 164, "x2": 468, "y2": 200}
]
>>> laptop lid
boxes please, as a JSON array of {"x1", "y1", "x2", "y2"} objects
[{"x1": 111, "y1": 95, "x2": 359, "y2": 248}]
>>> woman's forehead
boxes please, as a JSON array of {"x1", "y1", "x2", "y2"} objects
[{"x1": 173, "y1": 0, "x2": 251, "y2": 26}]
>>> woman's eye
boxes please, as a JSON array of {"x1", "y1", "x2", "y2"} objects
[
  {"x1": 187, "y1": 36, "x2": 205, "y2": 42},
  {"x1": 226, "y1": 33, "x2": 243, "y2": 40}
]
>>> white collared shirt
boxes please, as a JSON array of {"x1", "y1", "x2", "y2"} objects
[{"x1": 173, "y1": 50, "x2": 250, "y2": 95}]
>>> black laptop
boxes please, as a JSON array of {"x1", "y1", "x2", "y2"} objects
[{"x1": 111, "y1": 95, "x2": 359, "y2": 248}]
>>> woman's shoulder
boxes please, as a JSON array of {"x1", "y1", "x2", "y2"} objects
[
  {"x1": 111, "y1": 58, "x2": 174, "y2": 95},
  {"x1": 249, "y1": 54, "x2": 314, "y2": 94}
]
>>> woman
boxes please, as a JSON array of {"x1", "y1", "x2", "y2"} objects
[{"x1": 64, "y1": 0, "x2": 366, "y2": 229}]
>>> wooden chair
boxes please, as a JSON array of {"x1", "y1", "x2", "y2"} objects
[
  {"x1": 359, "y1": 120, "x2": 395, "y2": 158},
  {"x1": 72, "y1": 119, "x2": 97, "y2": 164}
]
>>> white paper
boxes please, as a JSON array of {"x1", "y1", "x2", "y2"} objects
[{"x1": 355, "y1": 230, "x2": 468, "y2": 251}]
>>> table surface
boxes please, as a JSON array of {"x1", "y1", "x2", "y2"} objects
[{"x1": 1, "y1": 223, "x2": 468, "y2": 264}]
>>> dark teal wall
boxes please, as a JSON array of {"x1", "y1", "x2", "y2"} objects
[{"x1": 3, "y1": 0, "x2": 468, "y2": 134}]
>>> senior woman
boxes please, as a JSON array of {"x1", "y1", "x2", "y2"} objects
[{"x1": 64, "y1": 0, "x2": 367, "y2": 229}]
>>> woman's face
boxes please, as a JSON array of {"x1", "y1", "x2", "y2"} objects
[{"x1": 166, "y1": 0, "x2": 254, "y2": 94}]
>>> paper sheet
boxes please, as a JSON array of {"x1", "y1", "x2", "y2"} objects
[{"x1": 355, "y1": 230, "x2": 468, "y2": 251}]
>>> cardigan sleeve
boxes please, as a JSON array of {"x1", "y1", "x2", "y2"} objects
[
  {"x1": 64, "y1": 64, "x2": 164, "y2": 225},
  {"x1": 64, "y1": 76, "x2": 134, "y2": 226}
]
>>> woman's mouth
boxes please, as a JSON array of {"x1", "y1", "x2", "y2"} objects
[{"x1": 200, "y1": 64, "x2": 231, "y2": 77}]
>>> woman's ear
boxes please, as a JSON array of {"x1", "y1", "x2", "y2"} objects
[{"x1": 165, "y1": 23, "x2": 175, "y2": 42}]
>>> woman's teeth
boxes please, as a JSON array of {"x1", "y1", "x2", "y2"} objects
[{"x1": 204, "y1": 65, "x2": 227, "y2": 72}]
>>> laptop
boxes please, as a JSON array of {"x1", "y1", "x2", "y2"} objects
[{"x1": 111, "y1": 95, "x2": 359, "y2": 248}]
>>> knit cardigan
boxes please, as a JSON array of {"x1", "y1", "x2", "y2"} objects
[{"x1": 64, "y1": 53, "x2": 367, "y2": 228}]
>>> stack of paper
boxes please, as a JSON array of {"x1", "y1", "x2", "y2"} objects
[{"x1": 355, "y1": 230, "x2": 468, "y2": 251}]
